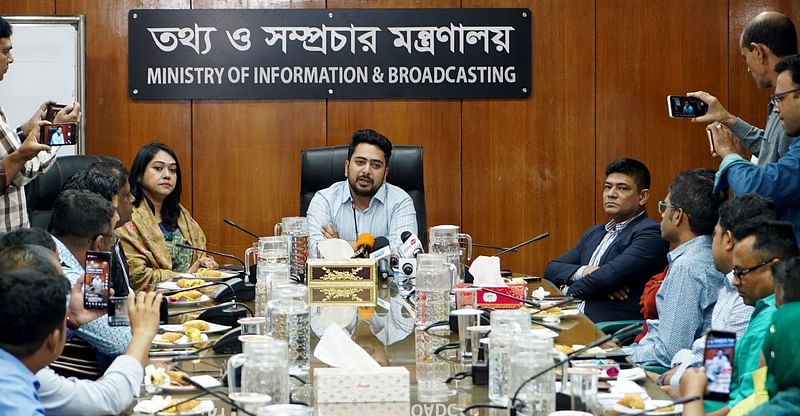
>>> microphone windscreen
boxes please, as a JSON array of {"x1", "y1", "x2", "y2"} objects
[
  {"x1": 373, "y1": 236, "x2": 390, "y2": 251},
  {"x1": 401, "y1": 231, "x2": 412, "y2": 243},
  {"x1": 356, "y1": 233, "x2": 375, "y2": 249}
]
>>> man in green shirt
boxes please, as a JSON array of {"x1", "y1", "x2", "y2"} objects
[{"x1": 703, "y1": 219, "x2": 799, "y2": 415}]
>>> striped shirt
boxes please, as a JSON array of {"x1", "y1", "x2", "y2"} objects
[
  {"x1": 0, "y1": 107, "x2": 57, "y2": 232},
  {"x1": 307, "y1": 180, "x2": 417, "y2": 253},
  {"x1": 625, "y1": 235, "x2": 725, "y2": 366}
]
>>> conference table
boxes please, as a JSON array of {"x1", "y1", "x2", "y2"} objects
[{"x1": 139, "y1": 278, "x2": 670, "y2": 415}]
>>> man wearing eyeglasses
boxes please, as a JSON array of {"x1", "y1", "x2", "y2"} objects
[
  {"x1": 625, "y1": 169, "x2": 727, "y2": 368},
  {"x1": 690, "y1": 12, "x2": 798, "y2": 165},
  {"x1": 50, "y1": 189, "x2": 131, "y2": 358},
  {"x1": 714, "y1": 55, "x2": 800, "y2": 247}
]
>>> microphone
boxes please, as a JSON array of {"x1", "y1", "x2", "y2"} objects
[
  {"x1": 176, "y1": 243, "x2": 248, "y2": 271},
  {"x1": 178, "y1": 374, "x2": 257, "y2": 416},
  {"x1": 399, "y1": 231, "x2": 424, "y2": 257},
  {"x1": 507, "y1": 323, "x2": 642, "y2": 414},
  {"x1": 630, "y1": 396, "x2": 701, "y2": 416},
  {"x1": 494, "y1": 232, "x2": 550, "y2": 256},
  {"x1": 351, "y1": 233, "x2": 375, "y2": 258},
  {"x1": 168, "y1": 301, "x2": 251, "y2": 327},
  {"x1": 369, "y1": 236, "x2": 391, "y2": 260},
  {"x1": 223, "y1": 217, "x2": 260, "y2": 239}
]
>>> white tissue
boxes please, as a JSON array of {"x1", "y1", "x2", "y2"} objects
[
  {"x1": 313, "y1": 323, "x2": 380, "y2": 369},
  {"x1": 531, "y1": 287, "x2": 550, "y2": 300},
  {"x1": 469, "y1": 256, "x2": 505, "y2": 286},
  {"x1": 317, "y1": 239, "x2": 355, "y2": 260}
]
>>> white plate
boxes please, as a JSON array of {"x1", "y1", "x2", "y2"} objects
[
  {"x1": 152, "y1": 333, "x2": 209, "y2": 347},
  {"x1": 161, "y1": 375, "x2": 223, "y2": 393},
  {"x1": 533, "y1": 308, "x2": 580, "y2": 318},
  {"x1": 157, "y1": 399, "x2": 215, "y2": 415},
  {"x1": 530, "y1": 328, "x2": 559, "y2": 338},
  {"x1": 166, "y1": 294, "x2": 210, "y2": 306},
  {"x1": 160, "y1": 322, "x2": 231, "y2": 334},
  {"x1": 613, "y1": 400, "x2": 683, "y2": 415},
  {"x1": 617, "y1": 367, "x2": 647, "y2": 382},
  {"x1": 157, "y1": 281, "x2": 183, "y2": 291}
]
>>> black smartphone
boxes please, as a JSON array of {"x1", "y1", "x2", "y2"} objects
[
  {"x1": 667, "y1": 95, "x2": 709, "y2": 118},
  {"x1": 39, "y1": 122, "x2": 78, "y2": 146},
  {"x1": 108, "y1": 296, "x2": 170, "y2": 326},
  {"x1": 83, "y1": 251, "x2": 112, "y2": 310},
  {"x1": 44, "y1": 103, "x2": 67, "y2": 122},
  {"x1": 703, "y1": 330, "x2": 737, "y2": 401}
]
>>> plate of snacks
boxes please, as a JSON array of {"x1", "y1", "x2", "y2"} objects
[
  {"x1": 152, "y1": 329, "x2": 209, "y2": 347},
  {"x1": 133, "y1": 394, "x2": 215, "y2": 415},
  {"x1": 614, "y1": 395, "x2": 683, "y2": 415},
  {"x1": 165, "y1": 290, "x2": 209, "y2": 306},
  {"x1": 160, "y1": 319, "x2": 231, "y2": 335},
  {"x1": 193, "y1": 268, "x2": 238, "y2": 281}
]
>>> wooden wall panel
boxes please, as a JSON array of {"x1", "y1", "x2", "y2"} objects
[
  {"x1": 190, "y1": 0, "x2": 326, "y2": 258},
  {"x1": 596, "y1": 0, "x2": 726, "y2": 222},
  {"x1": 0, "y1": 1, "x2": 54, "y2": 14},
  {"x1": 58, "y1": 0, "x2": 193, "y2": 209},
  {"x1": 462, "y1": 0, "x2": 596, "y2": 276},
  {"x1": 728, "y1": 1, "x2": 800, "y2": 132},
  {"x1": 326, "y1": 0, "x2": 463, "y2": 242}
]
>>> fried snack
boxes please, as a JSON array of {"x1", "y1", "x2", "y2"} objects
[
  {"x1": 617, "y1": 393, "x2": 645, "y2": 409},
  {"x1": 167, "y1": 370, "x2": 190, "y2": 386},
  {"x1": 177, "y1": 278, "x2": 206, "y2": 288},
  {"x1": 160, "y1": 332, "x2": 183, "y2": 343},
  {"x1": 168, "y1": 290, "x2": 203, "y2": 302},
  {"x1": 554, "y1": 344, "x2": 574, "y2": 355},
  {"x1": 535, "y1": 307, "x2": 562, "y2": 317},
  {"x1": 150, "y1": 371, "x2": 167, "y2": 385},
  {"x1": 197, "y1": 267, "x2": 224, "y2": 278},
  {"x1": 652, "y1": 405, "x2": 676, "y2": 413},
  {"x1": 182, "y1": 319, "x2": 210, "y2": 331},
  {"x1": 184, "y1": 327, "x2": 203, "y2": 342},
  {"x1": 163, "y1": 399, "x2": 200, "y2": 413}
]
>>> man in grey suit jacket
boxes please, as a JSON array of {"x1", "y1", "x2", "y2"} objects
[{"x1": 544, "y1": 159, "x2": 669, "y2": 322}]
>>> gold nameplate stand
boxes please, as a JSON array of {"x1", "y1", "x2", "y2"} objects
[{"x1": 306, "y1": 259, "x2": 377, "y2": 306}]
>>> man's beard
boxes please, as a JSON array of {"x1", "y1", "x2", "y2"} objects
[{"x1": 349, "y1": 176, "x2": 381, "y2": 198}]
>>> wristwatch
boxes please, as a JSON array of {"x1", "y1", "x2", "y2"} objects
[{"x1": 15, "y1": 127, "x2": 26, "y2": 141}]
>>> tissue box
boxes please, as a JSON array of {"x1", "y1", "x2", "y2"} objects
[
  {"x1": 307, "y1": 259, "x2": 376, "y2": 307},
  {"x1": 455, "y1": 281, "x2": 527, "y2": 309},
  {"x1": 316, "y1": 401, "x2": 410, "y2": 415},
  {"x1": 314, "y1": 367, "x2": 410, "y2": 403}
]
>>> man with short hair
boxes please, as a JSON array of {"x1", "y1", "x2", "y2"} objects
[
  {"x1": 544, "y1": 158, "x2": 669, "y2": 322},
  {"x1": 87, "y1": 160, "x2": 134, "y2": 228},
  {"x1": 307, "y1": 129, "x2": 417, "y2": 252},
  {"x1": 0, "y1": 16, "x2": 80, "y2": 232},
  {"x1": 626, "y1": 169, "x2": 728, "y2": 367},
  {"x1": 691, "y1": 12, "x2": 798, "y2": 164},
  {"x1": 0, "y1": 226, "x2": 56, "y2": 252},
  {"x1": 714, "y1": 54, "x2": 800, "y2": 246},
  {"x1": 658, "y1": 194, "x2": 777, "y2": 393},
  {"x1": 50, "y1": 189, "x2": 131, "y2": 357}
]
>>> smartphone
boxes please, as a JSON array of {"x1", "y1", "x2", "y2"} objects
[
  {"x1": 108, "y1": 296, "x2": 170, "y2": 326},
  {"x1": 83, "y1": 251, "x2": 112, "y2": 310},
  {"x1": 667, "y1": 95, "x2": 708, "y2": 118},
  {"x1": 40, "y1": 122, "x2": 78, "y2": 146},
  {"x1": 44, "y1": 103, "x2": 67, "y2": 122},
  {"x1": 703, "y1": 330, "x2": 736, "y2": 401}
]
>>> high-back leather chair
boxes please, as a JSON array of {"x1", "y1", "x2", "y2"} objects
[
  {"x1": 25, "y1": 155, "x2": 119, "y2": 230},
  {"x1": 299, "y1": 145, "x2": 427, "y2": 244}
]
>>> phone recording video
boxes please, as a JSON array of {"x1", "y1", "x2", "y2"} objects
[
  {"x1": 667, "y1": 95, "x2": 709, "y2": 118},
  {"x1": 44, "y1": 103, "x2": 67, "y2": 122},
  {"x1": 40, "y1": 123, "x2": 78, "y2": 146},
  {"x1": 703, "y1": 330, "x2": 736, "y2": 401},
  {"x1": 83, "y1": 251, "x2": 112, "y2": 310}
]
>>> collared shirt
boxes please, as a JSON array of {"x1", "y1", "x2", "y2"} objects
[
  {"x1": 0, "y1": 106, "x2": 57, "y2": 232},
  {"x1": 625, "y1": 235, "x2": 725, "y2": 366},
  {"x1": 726, "y1": 293, "x2": 777, "y2": 409},
  {"x1": 0, "y1": 347, "x2": 44, "y2": 415},
  {"x1": 307, "y1": 180, "x2": 417, "y2": 252},
  {"x1": 53, "y1": 236, "x2": 132, "y2": 357},
  {"x1": 36, "y1": 355, "x2": 142, "y2": 415},
  {"x1": 669, "y1": 272, "x2": 753, "y2": 388},
  {"x1": 571, "y1": 210, "x2": 646, "y2": 282},
  {"x1": 730, "y1": 102, "x2": 797, "y2": 165}
]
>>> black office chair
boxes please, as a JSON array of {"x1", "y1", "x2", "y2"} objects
[
  {"x1": 25, "y1": 155, "x2": 119, "y2": 230},
  {"x1": 299, "y1": 145, "x2": 427, "y2": 245}
]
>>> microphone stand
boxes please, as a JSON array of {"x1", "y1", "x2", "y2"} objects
[
  {"x1": 176, "y1": 243, "x2": 252, "y2": 284},
  {"x1": 223, "y1": 217, "x2": 260, "y2": 239},
  {"x1": 494, "y1": 232, "x2": 550, "y2": 256},
  {"x1": 472, "y1": 242, "x2": 518, "y2": 252}
]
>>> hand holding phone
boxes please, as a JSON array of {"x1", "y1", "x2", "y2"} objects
[
  {"x1": 703, "y1": 330, "x2": 736, "y2": 401},
  {"x1": 667, "y1": 95, "x2": 709, "y2": 118},
  {"x1": 45, "y1": 103, "x2": 67, "y2": 122}
]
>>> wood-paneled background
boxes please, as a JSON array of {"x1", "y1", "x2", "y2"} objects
[{"x1": 3, "y1": 0, "x2": 799, "y2": 276}]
